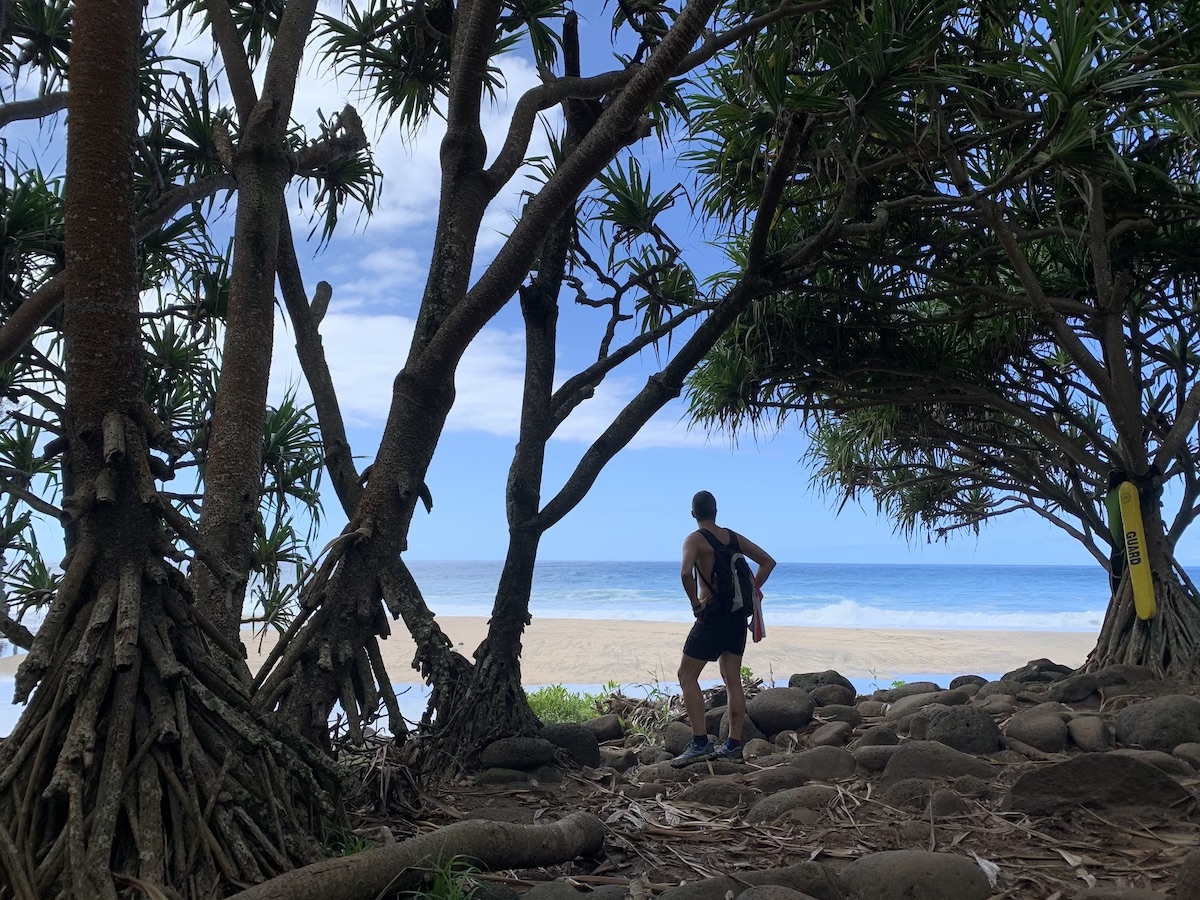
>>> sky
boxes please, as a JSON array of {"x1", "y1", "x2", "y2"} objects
[
  {"x1": 10, "y1": 3, "x2": 1199, "y2": 571},
  {"x1": 256, "y1": 11, "x2": 1198, "y2": 570}
]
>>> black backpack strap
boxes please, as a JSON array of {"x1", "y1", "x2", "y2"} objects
[{"x1": 694, "y1": 529, "x2": 721, "y2": 591}]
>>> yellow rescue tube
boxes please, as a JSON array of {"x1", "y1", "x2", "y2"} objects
[{"x1": 1118, "y1": 482, "x2": 1157, "y2": 621}]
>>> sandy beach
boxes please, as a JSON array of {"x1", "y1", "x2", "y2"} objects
[{"x1": 0, "y1": 618, "x2": 1095, "y2": 686}]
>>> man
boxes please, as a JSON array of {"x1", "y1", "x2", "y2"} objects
[{"x1": 673, "y1": 490, "x2": 775, "y2": 766}]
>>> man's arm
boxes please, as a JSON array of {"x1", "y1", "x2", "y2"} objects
[
  {"x1": 680, "y1": 534, "x2": 704, "y2": 616},
  {"x1": 737, "y1": 534, "x2": 776, "y2": 589}
]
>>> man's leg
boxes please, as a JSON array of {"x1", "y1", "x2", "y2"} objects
[
  {"x1": 671, "y1": 654, "x2": 717, "y2": 767},
  {"x1": 678, "y1": 654, "x2": 709, "y2": 738},
  {"x1": 717, "y1": 652, "x2": 746, "y2": 741}
]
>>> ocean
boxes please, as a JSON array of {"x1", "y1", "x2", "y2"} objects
[
  {"x1": 0, "y1": 562, "x2": 1112, "y2": 736},
  {"x1": 407, "y1": 560, "x2": 1111, "y2": 632}
]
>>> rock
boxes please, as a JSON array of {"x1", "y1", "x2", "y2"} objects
[
  {"x1": 1047, "y1": 672, "x2": 1098, "y2": 703},
  {"x1": 790, "y1": 746, "x2": 857, "y2": 782},
  {"x1": 523, "y1": 883, "x2": 584, "y2": 900},
  {"x1": 1091, "y1": 663, "x2": 1156, "y2": 687},
  {"x1": 746, "y1": 688, "x2": 816, "y2": 736},
  {"x1": 621, "y1": 782, "x2": 669, "y2": 799},
  {"x1": 720, "y1": 710, "x2": 768, "y2": 744},
  {"x1": 1173, "y1": 742, "x2": 1200, "y2": 770},
  {"x1": 705, "y1": 706, "x2": 727, "y2": 736},
  {"x1": 1176, "y1": 849, "x2": 1200, "y2": 900},
  {"x1": 879, "y1": 741, "x2": 994, "y2": 785},
  {"x1": 856, "y1": 700, "x2": 887, "y2": 717},
  {"x1": 1072, "y1": 889, "x2": 1170, "y2": 900},
  {"x1": 809, "y1": 722, "x2": 853, "y2": 747},
  {"x1": 922, "y1": 705, "x2": 1004, "y2": 754},
  {"x1": 1116, "y1": 695, "x2": 1200, "y2": 752},
  {"x1": 773, "y1": 730, "x2": 802, "y2": 751},
  {"x1": 929, "y1": 787, "x2": 969, "y2": 817},
  {"x1": 471, "y1": 881, "x2": 522, "y2": 900},
  {"x1": 975, "y1": 678, "x2": 1024, "y2": 699},
  {"x1": 1110, "y1": 748, "x2": 1194, "y2": 777},
  {"x1": 788, "y1": 670, "x2": 856, "y2": 696},
  {"x1": 809, "y1": 683, "x2": 856, "y2": 707},
  {"x1": 839, "y1": 849, "x2": 992, "y2": 900},
  {"x1": 474, "y1": 768, "x2": 532, "y2": 785},
  {"x1": 599, "y1": 747, "x2": 637, "y2": 772},
  {"x1": 950, "y1": 674, "x2": 988, "y2": 691},
  {"x1": 580, "y1": 714, "x2": 624, "y2": 742},
  {"x1": 973, "y1": 694, "x2": 1017, "y2": 715},
  {"x1": 752, "y1": 766, "x2": 812, "y2": 794},
  {"x1": 1003, "y1": 658, "x2": 1074, "y2": 683},
  {"x1": 880, "y1": 778, "x2": 934, "y2": 811},
  {"x1": 856, "y1": 726, "x2": 900, "y2": 747},
  {"x1": 1005, "y1": 709, "x2": 1069, "y2": 753},
  {"x1": 636, "y1": 746, "x2": 670, "y2": 765},
  {"x1": 635, "y1": 759, "x2": 745, "y2": 782},
  {"x1": 531, "y1": 765, "x2": 562, "y2": 785},
  {"x1": 678, "y1": 775, "x2": 761, "y2": 808},
  {"x1": 885, "y1": 690, "x2": 969, "y2": 721},
  {"x1": 743, "y1": 738, "x2": 775, "y2": 760},
  {"x1": 874, "y1": 681, "x2": 943, "y2": 702},
  {"x1": 951, "y1": 775, "x2": 991, "y2": 798},
  {"x1": 661, "y1": 722, "x2": 701, "y2": 755},
  {"x1": 479, "y1": 737, "x2": 557, "y2": 770},
  {"x1": 854, "y1": 745, "x2": 900, "y2": 772},
  {"x1": 747, "y1": 785, "x2": 838, "y2": 823},
  {"x1": 738, "y1": 888, "x2": 821, "y2": 900},
  {"x1": 1067, "y1": 715, "x2": 1114, "y2": 752},
  {"x1": 816, "y1": 704, "x2": 863, "y2": 727},
  {"x1": 540, "y1": 723, "x2": 602, "y2": 768},
  {"x1": 1004, "y1": 753, "x2": 1193, "y2": 814}
]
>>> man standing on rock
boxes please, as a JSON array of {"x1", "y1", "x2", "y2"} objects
[{"x1": 673, "y1": 490, "x2": 775, "y2": 766}]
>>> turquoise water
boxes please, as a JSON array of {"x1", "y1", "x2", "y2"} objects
[{"x1": 408, "y1": 560, "x2": 1112, "y2": 632}]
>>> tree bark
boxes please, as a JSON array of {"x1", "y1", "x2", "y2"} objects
[
  {"x1": 225, "y1": 812, "x2": 605, "y2": 900},
  {"x1": 192, "y1": 0, "x2": 322, "y2": 648},
  {"x1": 0, "y1": 6, "x2": 338, "y2": 897}
]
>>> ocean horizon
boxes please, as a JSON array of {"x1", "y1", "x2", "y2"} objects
[{"x1": 406, "y1": 560, "x2": 1117, "y2": 633}]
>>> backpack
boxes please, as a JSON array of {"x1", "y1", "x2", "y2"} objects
[{"x1": 697, "y1": 529, "x2": 756, "y2": 618}]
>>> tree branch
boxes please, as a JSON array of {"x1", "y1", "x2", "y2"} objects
[{"x1": 0, "y1": 91, "x2": 68, "y2": 129}]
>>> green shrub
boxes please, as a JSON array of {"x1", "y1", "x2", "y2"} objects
[{"x1": 526, "y1": 683, "x2": 617, "y2": 724}]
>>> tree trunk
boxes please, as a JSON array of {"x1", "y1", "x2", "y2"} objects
[
  {"x1": 268, "y1": 0, "x2": 726, "y2": 746},
  {"x1": 191, "y1": 0, "x2": 321, "y2": 650},
  {"x1": 1084, "y1": 499, "x2": 1200, "y2": 678},
  {"x1": 0, "y1": 6, "x2": 337, "y2": 897}
]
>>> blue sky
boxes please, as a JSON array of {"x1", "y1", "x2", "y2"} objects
[
  {"x1": 10, "y1": 6, "x2": 1196, "y2": 571},
  {"x1": 257, "y1": 18, "x2": 1200, "y2": 570}
]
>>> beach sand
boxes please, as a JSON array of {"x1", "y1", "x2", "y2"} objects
[{"x1": 0, "y1": 618, "x2": 1095, "y2": 686}]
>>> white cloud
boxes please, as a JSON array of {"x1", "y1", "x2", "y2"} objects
[{"x1": 270, "y1": 310, "x2": 709, "y2": 449}]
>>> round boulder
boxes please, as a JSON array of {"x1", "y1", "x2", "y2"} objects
[
  {"x1": 1003, "y1": 753, "x2": 1192, "y2": 814},
  {"x1": 839, "y1": 849, "x2": 992, "y2": 900},
  {"x1": 855, "y1": 726, "x2": 900, "y2": 747},
  {"x1": 1004, "y1": 709, "x2": 1069, "y2": 753},
  {"x1": 790, "y1": 745, "x2": 857, "y2": 782},
  {"x1": 879, "y1": 741, "x2": 994, "y2": 785},
  {"x1": 788, "y1": 670, "x2": 855, "y2": 695},
  {"x1": 809, "y1": 683, "x2": 856, "y2": 707},
  {"x1": 479, "y1": 736, "x2": 557, "y2": 770},
  {"x1": 746, "y1": 688, "x2": 816, "y2": 736},
  {"x1": 540, "y1": 723, "x2": 602, "y2": 767},
  {"x1": 1116, "y1": 694, "x2": 1200, "y2": 752},
  {"x1": 922, "y1": 705, "x2": 1003, "y2": 754},
  {"x1": 580, "y1": 714, "x2": 624, "y2": 742}
]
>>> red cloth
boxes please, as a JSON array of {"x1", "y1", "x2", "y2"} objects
[{"x1": 750, "y1": 587, "x2": 766, "y2": 643}]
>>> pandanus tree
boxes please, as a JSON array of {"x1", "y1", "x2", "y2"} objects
[
  {"x1": 0, "y1": 2, "x2": 347, "y2": 896},
  {"x1": 687, "y1": 0, "x2": 1200, "y2": 677}
]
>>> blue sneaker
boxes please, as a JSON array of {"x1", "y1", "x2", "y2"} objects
[
  {"x1": 670, "y1": 738, "x2": 716, "y2": 768},
  {"x1": 714, "y1": 739, "x2": 743, "y2": 761}
]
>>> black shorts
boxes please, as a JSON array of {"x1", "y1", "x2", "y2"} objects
[{"x1": 683, "y1": 610, "x2": 748, "y2": 662}]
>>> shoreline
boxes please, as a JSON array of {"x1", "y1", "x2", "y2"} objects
[{"x1": 0, "y1": 618, "x2": 1097, "y2": 686}]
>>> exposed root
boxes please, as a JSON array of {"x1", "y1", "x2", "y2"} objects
[{"x1": 0, "y1": 573, "x2": 339, "y2": 898}]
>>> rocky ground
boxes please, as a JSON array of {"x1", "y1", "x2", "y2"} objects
[{"x1": 347, "y1": 661, "x2": 1200, "y2": 900}]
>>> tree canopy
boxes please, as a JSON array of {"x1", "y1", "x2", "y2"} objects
[{"x1": 687, "y1": 0, "x2": 1200, "y2": 675}]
